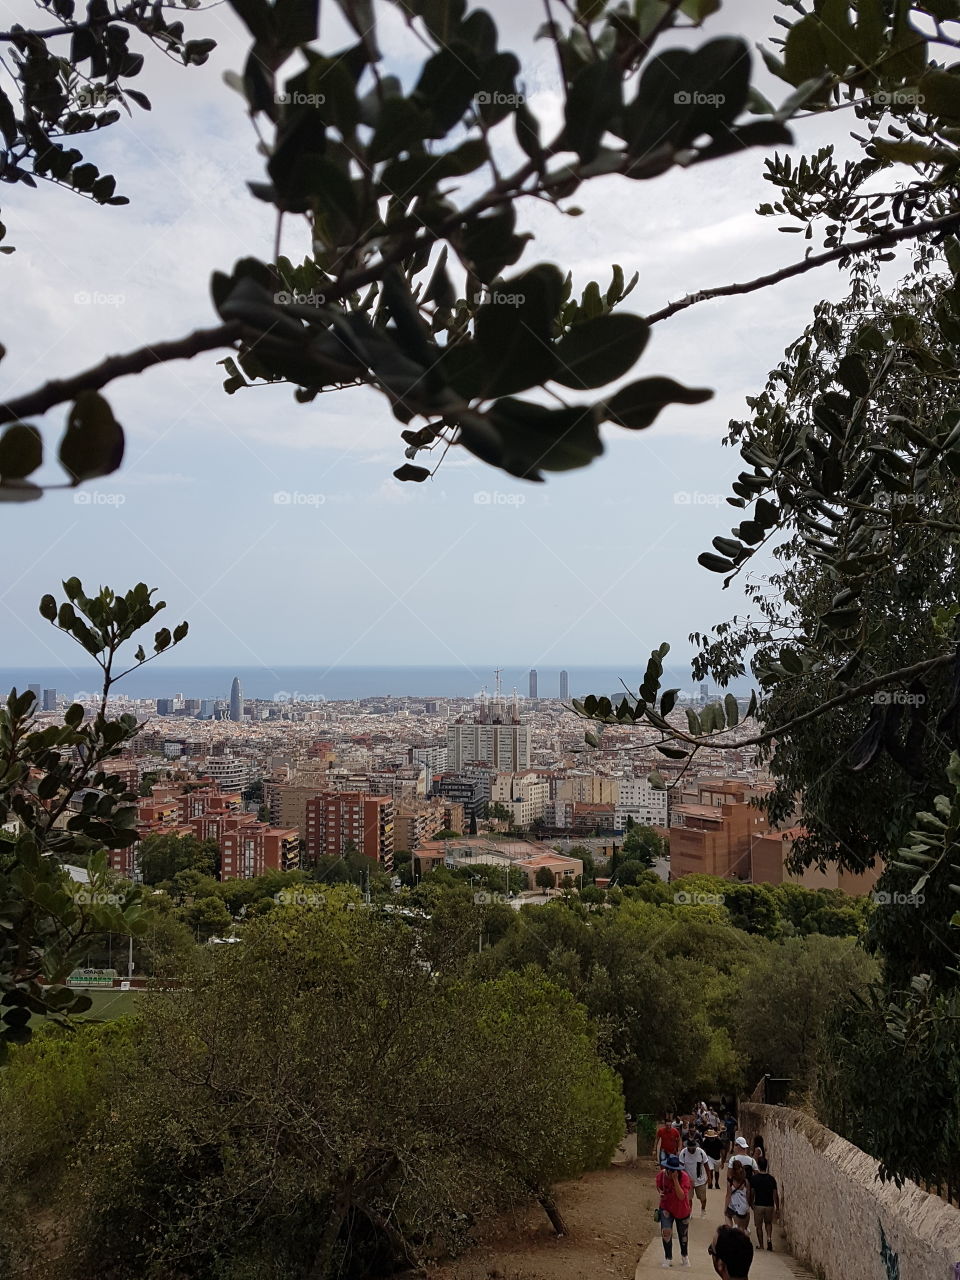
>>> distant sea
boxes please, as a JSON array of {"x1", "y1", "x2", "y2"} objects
[{"x1": 0, "y1": 664, "x2": 753, "y2": 703}]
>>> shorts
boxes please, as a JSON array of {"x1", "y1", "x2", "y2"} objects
[
  {"x1": 694, "y1": 1184, "x2": 707, "y2": 1206},
  {"x1": 753, "y1": 1206, "x2": 774, "y2": 1228},
  {"x1": 726, "y1": 1210, "x2": 750, "y2": 1229}
]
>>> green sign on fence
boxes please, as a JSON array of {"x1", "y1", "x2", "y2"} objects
[{"x1": 68, "y1": 968, "x2": 117, "y2": 986}]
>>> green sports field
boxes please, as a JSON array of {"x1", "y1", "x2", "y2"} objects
[{"x1": 27, "y1": 986, "x2": 143, "y2": 1031}]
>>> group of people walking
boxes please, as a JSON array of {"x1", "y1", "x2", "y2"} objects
[{"x1": 652, "y1": 1102, "x2": 781, "y2": 1272}]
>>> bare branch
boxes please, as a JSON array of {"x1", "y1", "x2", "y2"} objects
[
  {"x1": 0, "y1": 322, "x2": 245, "y2": 426},
  {"x1": 643, "y1": 209, "x2": 960, "y2": 326}
]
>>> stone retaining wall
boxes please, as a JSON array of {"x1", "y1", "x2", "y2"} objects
[{"x1": 739, "y1": 1102, "x2": 960, "y2": 1280}]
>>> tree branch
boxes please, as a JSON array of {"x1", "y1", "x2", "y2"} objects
[
  {"x1": 0, "y1": 322, "x2": 245, "y2": 426},
  {"x1": 612, "y1": 652, "x2": 956, "y2": 753},
  {"x1": 643, "y1": 209, "x2": 960, "y2": 327},
  {"x1": 0, "y1": 0, "x2": 220, "y2": 42}
]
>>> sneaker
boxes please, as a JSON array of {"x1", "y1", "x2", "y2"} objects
[
  {"x1": 660, "y1": 1262, "x2": 672, "y2": 1269},
  {"x1": 767, "y1": 1243, "x2": 773, "y2": 1251},
  {"x1": 680, "y1": 1258, "x2": 691, "y2": 1268}
]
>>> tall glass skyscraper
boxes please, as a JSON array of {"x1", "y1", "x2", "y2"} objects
[
  {"x1": 528, "y1": 668, "x2": 537, "y2": 700},
  {"x1": 229, "y1": 676, "x2": 243, "y2": 722},
  {"x1": 559, "y1": 670, "x2": 569, "y2": 700}
]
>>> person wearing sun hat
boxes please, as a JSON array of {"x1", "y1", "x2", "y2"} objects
[
  {"x1": 702, "y1": 1124, "x2": 724, "y2": 1189},
  {"x1": 655, "y1": 1153, "x2": 693, "y2": 1268}
]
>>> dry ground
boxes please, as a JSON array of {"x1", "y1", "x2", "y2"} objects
[{"x1": 428, "y1": 1137, "x2": 661, "y2": 1280}]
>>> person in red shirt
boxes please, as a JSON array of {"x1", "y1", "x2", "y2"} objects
[
  {"x1": 654, "y1": 1111, "x2": 682, "y2": 1166},
  {"x1": 656, "y1": 1154, "x2": 693, "y2": 1268}
]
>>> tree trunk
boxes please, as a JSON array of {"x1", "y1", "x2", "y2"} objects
[
  {"x1": 537, "y1": 1190, "x2": 568, "y2": 1236},
  {"x1": 307, "y1": 1201, "x2": 349, "y2": 1280},
  {"x1": 359, "y1": 1204, "x2": 421, "y2": 1270}
]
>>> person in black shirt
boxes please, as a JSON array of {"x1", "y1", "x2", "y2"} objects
[
  {"x1": 702, "y1": 1128, "x2": 724, "y2": 1189},
  {"x1": 748, "y1": 1156, "x2": 780, "y2": 1252}
]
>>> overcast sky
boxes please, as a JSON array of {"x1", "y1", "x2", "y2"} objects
[{"x1": 0, "y1": 0, "x2": 872, "y2": 673}]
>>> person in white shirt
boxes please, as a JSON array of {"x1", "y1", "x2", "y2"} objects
[
  {"x1": 726, "y1": 1136, "x2": 758, "y2": 1184},
  {"x1": 678, "y1": 1137, "x2": 709, "y2": 1216}
]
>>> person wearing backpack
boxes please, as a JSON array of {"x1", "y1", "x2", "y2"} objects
[
  {"x1": 678, "y1": 1135, "x2": 709, "y2": 1216},
  {"x1": 724, "y1": 1159, "x2": 751, "y2": 1233},
  {"x1": 655, "y1": 1153, "x2": 693, "y2": 1268}
]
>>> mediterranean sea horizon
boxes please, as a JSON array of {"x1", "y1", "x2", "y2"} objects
[{"x1": 0, "y1": 663, "x2": 752, "y2": 703}]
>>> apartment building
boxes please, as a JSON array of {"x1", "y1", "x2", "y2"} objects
[
  {"x1": 432, "y1": 771, "x2": 490, "y2": 818},
  {"x1": 201, "y1": 755, "x2": 254, "y2": 792},
  {"x1": 613, "y1": 776, "x2": 669, "y2": 830},
  {"x1": 304, "y1": 791, "x2": 394, "y2": 870},
  {"x1": 410, "y1": 745, "x2": 447, "y2": 776},
  {"x1": 556, "y1": 773, "x2": 619, "y2": 805},
  {"x1": 490, "y1": 771, "x2": 550, "y2": 828},
  {"x1": 669, "y1": 778, "x2": 772, "y2": 879},
  {"x1": 446, "y1": 721, "x2": 531, "y2": 771},
  {"x1": 221, "y1": 823, "x2": 300, "y2": 879},
  {"x1": 750, "y1": 827, "x2": 881, "y2": 896},
  {"x1": 394, "y1": 796, "x2": 454, "y2": 852},
  {"x1": 263, "y1": 776, "x2": 331, "y2": 832}
]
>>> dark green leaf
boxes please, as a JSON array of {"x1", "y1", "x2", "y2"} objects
[
  {"x1": 553, "y1": 315, "x2": 650, "y2": 390},
  {"x1": 601, "y1": 377, "x2": 713, "y2": 429},
  {"x1": 59, "y1": 392, "x2": 124, "y2": 483},
  {"x1": 0, "y1": 423, "x2": 42, "y2": 479}
]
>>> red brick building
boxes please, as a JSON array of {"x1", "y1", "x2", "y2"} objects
[
  {"x1": 220, "y1": 823, "x2": 300, "y2": 879},
  {"x1": 304, "y1": 791, "x2": 394, "y2": 870}
]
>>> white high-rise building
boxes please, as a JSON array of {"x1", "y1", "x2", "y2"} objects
[
  {"x1": 446, "y1": 721, "x2": 531, "y2": 772},
  {"x1": 614, "y1": 776, "x2": 668, "y2": 830},
  {"x1": 410, "y1": 745, "x2": 448, "y2": 777},
  {"x1": 202, "y1": 755, "x2": 253, "y2": 792},
  {"x1": 491, "y1": 771, "x2": 549, "y2": 827}
]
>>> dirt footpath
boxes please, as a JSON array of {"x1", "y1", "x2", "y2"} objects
[{"x1": 429, "y1": 1136, "x2": 660, "y2": 1280}]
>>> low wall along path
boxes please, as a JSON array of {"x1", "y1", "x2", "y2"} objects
[{"x1": 738, "y1": 1102, "x2": 960, "y2": 1280}]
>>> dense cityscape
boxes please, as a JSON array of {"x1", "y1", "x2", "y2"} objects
[{"x1": 20, "y1": 670, "x2": 878, "y2": 901}]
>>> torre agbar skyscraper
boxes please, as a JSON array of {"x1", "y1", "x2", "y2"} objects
[{"x1": 229, "y1": 676, "x2": 243, "y2": 722}]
